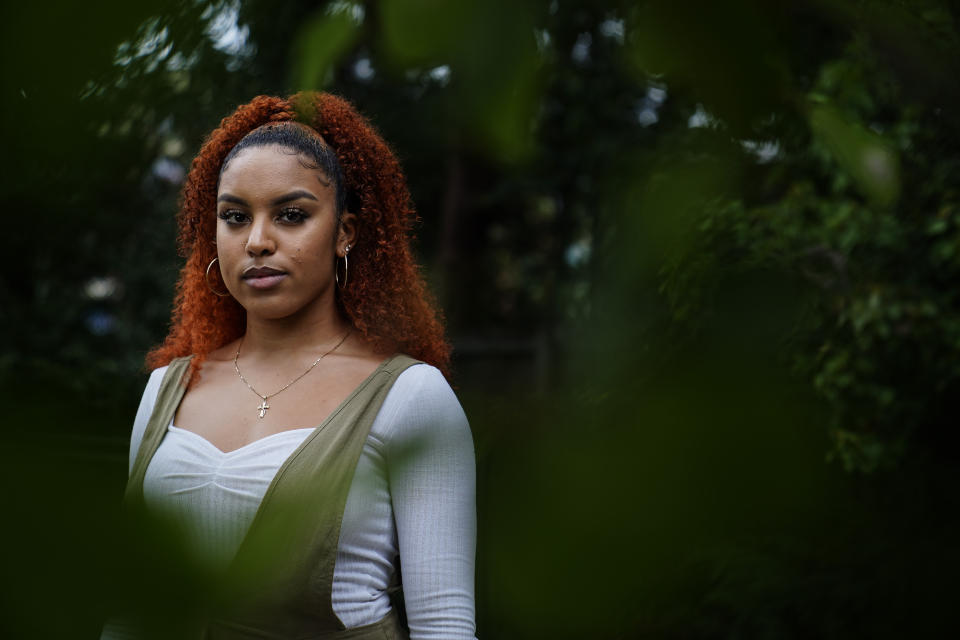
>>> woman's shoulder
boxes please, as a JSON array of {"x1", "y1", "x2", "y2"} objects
[
  {"x1": 389, "y1": 358, "x2": 453, "y2": 399},
  {"x1": 143, "y1": 364, "x2": 169, "y2": 395},
  {"x1": 373, "y1": 360, "x2": 469, "y2": 444},
  {"x1": 142, "y1": 355, "x2": 192, "y2": 391}
]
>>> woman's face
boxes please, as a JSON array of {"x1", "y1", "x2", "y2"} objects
[{"x1": 215, "y1": 144, "x2": 355, "y2": 321}]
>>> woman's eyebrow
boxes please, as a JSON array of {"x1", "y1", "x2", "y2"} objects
[
  {"x1": 271, "y1": 190, "x2": 319, "y2": 205},
  {"x1": 217, "y1": 193, "x2": 248, "y2": 205},
  {"x1": 216, "y1": 190, "x2": 320, "y2": 206}
]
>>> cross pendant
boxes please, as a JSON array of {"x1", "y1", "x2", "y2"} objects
[{"x1": 257, "y1": 399, "x2": 270, "y2": 419}]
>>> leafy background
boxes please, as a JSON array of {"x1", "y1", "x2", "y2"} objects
[{"x1": 1, "y1": 0, "x2": 958, "y2": 637}]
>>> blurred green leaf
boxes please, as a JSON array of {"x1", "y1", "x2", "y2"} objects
[
  {"x1": 378, "y1": 0, "x2": 543, "y2": 162},
  {"x1": 290, "y1": 9, "x2": 360, "y2": 90},
  {"x1": 807, "y1": 102, "x2": 901, "y2": 207},
  {"x1": 624, "y1": 0, "x2": 788, "y2": 132},
  {"x1": 378, "y1": 0, "x2": 473, "y2": 67}
]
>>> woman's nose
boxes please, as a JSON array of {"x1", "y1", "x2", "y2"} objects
[{"x1": 245, "y1": 217, "x2": 276, "y2": 256}]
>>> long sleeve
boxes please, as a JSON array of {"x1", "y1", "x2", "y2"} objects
[{"x1": 381, "y1": 365, "x2": 478, "y2": 639}]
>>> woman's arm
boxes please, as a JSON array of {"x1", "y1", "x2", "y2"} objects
[
  {"x1": 127, "y1": 366, "x2": 166, "y2": 475},
  {"x1": 384, "y1": 365, "x2": 477, "y2": 640}
]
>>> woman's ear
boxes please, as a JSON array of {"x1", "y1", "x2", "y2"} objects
[{"x1": 337, "y1": 212, "x2": 358, "y2": 256}]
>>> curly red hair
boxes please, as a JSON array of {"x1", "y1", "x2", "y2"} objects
[{"x1": 146, "y1": 92, "x2": 450, "y2": 379}]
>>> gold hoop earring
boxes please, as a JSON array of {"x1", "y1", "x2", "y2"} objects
[
  {"x1": 205, "y1": 257, "x2": 230, "y2": 297},
  {"x1": 336, "y1": 245, "x2": 351, "y2": 290}
]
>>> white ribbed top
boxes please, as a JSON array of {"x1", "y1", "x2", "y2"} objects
[
  {"x1": 105, "y1": 363, "x2": 476, "y2": 640},
  {"x1": 142, "y1": 425, "x2": 314, "y2": 570}
]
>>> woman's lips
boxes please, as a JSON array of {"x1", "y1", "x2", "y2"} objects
[
  {"x1": 244, "y1": 273, "x2": 287, "y2": 289},
  {"x1": 242, "y1": 266, "x2": 287, "y2": 290}
]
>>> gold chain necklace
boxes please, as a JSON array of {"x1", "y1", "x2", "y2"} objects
[{"x1": 234, "y1": 329, "x2": 352, "y2": 419}]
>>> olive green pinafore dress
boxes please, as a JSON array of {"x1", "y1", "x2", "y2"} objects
[{"x1": 125, "y1": 354, "x2": 419, "y2": 639}]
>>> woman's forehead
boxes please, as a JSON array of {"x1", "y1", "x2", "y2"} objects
[{"x1": 218, "y1": 145, "x2": 333, "y2": 192}]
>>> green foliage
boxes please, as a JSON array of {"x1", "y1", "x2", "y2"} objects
[
  {"x1": 378, "y1": 0, "x2": 544, "y2": 161},
  {"x1": 4, "y1": 0, "x2": 960, "y2": 637},
  {"x1": 290, "y1": 8, "x2": 361, "y2": 90},
  {"x1": 626, "y1": 0, "x2": 790, "y2": 134},
  {"x1": 646, "y1": 4, "x2": 960, "y2": 472},
  {"x1": 807, "y1": 101, "x2": 901, "y2": 208}
]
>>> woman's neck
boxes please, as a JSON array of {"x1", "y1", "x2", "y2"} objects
[{"x1": 240, "y1": 309, "x2": 352, "y2": 361}]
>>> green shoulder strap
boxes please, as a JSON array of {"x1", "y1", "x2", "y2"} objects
[
  {"x1": 211, "y1": 354, "x2": 420, "y2": 639},
  {"x1": 124, "y1": 355, "x2": 193, "y2": 505}
]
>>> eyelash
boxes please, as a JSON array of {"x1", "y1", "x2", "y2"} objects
[
  {"x1": 217, "y1": 209, "x2": 248, "y2": 225},
  {"x1": 216, "y1": 208, "x2": 309, "y2": 225},
  {"x1": 278, "y1": 208, "x2": 308, "y2": 224}
]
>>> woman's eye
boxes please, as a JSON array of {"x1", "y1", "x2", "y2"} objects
[
  {"x1": 278, "y1": 208, "x2": 308, "y2": 224},
  {"x1": 217, "y1": 210, "x2": 248, "y2": 225}
]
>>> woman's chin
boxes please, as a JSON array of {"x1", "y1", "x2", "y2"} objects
[
  {"x1": 238, "y1": 299, "x2": 297, "y2": 320},
  {"x1": 238, "y1": 296, "x2": 329, "y2": 323}
]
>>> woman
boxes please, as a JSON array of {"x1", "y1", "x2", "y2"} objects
[{"x1": 105, "y1": 93, "x2": 476, "y2": 639}]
